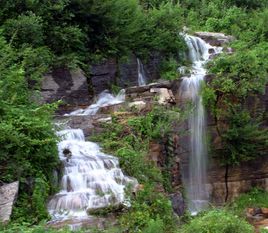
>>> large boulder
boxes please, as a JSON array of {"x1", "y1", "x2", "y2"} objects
[{"x1": 0, "y1": 181, "x2": 19, "y2": 223}]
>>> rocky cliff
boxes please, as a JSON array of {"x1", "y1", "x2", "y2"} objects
[{"x1": 40, "y1": 32, "x2": 268, "y2": 207}]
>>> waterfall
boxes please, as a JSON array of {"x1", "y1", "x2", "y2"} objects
[
  {"x1": 179, "y1": 35, "x2": 222, "y2": 214},
  {"x1": 137, "y1": 58, "x2": 147, "y2": 86},
  {"x1": 66, "y1": 89, "x2": 125, "y2": 116},
  {"x1": 48, "y1": 128, "x2": 137, "y2": 220}
]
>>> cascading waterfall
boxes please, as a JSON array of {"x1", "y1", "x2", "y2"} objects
[
  {"x1": 137, "y1": 58, "x2": 147, "y2": 86},
  {"x1": 48, "y1": 128, "x2": 137, "y2": 220},
  {"x1": 179, "y1": 35, "x2": 222, "y2": 214},
  {"x1": 49, "y1": 90, "x2": 137, "y2": 223},
  {"x1": 66, "y1": 89, "x2": 125, "y2": 116}
]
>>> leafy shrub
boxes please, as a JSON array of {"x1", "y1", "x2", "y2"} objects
[
  {"x1": 160, "y1": 57, "x2": 180, "y2": 80},
  {"x1": 178, "y1": 209, "x2": 253, "y2": 233},
  {"x1": 3, "y1": 12, "x2": 44, "y2": 47},
  {"x1": 143, "y1": 218, "x2": 164, "y2": 233}
]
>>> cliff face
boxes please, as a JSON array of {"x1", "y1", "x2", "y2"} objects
[
  {"x1": 40, "y1": 67, "x2": 92, "y2": 113},
  {"x1": 40, "y1": 54, "x2": 161, "y2": 112},
  {"x1": 40, "y1": 32, "x2": 268, "y2": 206},
  {"x1": 90, "y1": 54, "x2": 161, "y2": 94}
]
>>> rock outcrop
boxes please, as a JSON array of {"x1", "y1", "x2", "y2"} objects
[
  {"x1": 41, "y1": 67, "x2": 91, "y2": 113},
  {"x1": 194, "y1": 32, "x2": 235, "y2": 46},
  {"x1": 90, "y1": 54, "x2": 161, "y2": 94},
  {"x1": 0, "y1": 181, "x2": 19, "y2": 223}
]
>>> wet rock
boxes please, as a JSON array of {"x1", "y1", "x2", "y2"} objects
[
  {"x1": 125, "y1": 81, "x2": 177, "y2": 107},
  {"x1": 0, "y1": 181, "x2": 19, "y2": 223},
  {"x1": 169, "y1": 193, "x2": 185, "y2": 216},
  {"x1": 63, "y1": 148, "x2": 72, "y2": 162}
]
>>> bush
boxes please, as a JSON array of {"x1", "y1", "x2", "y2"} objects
[
  {"x1": 178, "y1": 209, "x2": 253, "y2": 233},
  {"x1": 3, "y1": 12, "x2": 44, "y2": 47}
]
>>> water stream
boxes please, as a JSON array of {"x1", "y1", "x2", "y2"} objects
[
  {"x1": 179, "y1": 35, "x2": 222, "y2": 214},
  {"x1": 48, "y1": 129, "x2": 136, "y2": 220},
  {"x1": 137, "y1": 58, "x2": 147, "y2": 86},
  {"x1": 66, "y1": 89, "x2": 125, "y2": 116},
  {"x1": 48, "y1": 90, "x2": 136, "y2": 224}
]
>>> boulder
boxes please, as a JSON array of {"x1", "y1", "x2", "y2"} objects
[
  {"x1": 0, "y1": 181, "x2": 19, "y2": 223},
  {"x1": 150, "y1": 87, "x2": 176, "y2": 105}
]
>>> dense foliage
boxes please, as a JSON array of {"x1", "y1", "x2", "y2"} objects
[
  {"x1": 0, "y1": 34, "x2": 59, "y2": 222},
  {"x1": 0, "y1": 0, "x2": 186, "y2": 70},
  {"x1": 178, "y1": 209, "x2": 253, "y2": 233}
]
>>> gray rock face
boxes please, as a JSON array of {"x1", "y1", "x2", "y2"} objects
[
  {"x1": 0, "y1": 181, "x2": 19, "y2": 223},
  {"x1": 90, "y1": 59, "x2": 118, "y2": 95},
  {"x1": 41, "y1": 68, "x2": 91, "y2": 109},
  {"x1": 90, "y1": 55, "x2": 161, "y2": 94},
  {"x1": 169, "y1": 193, "x2": 185, "y2": 216}
]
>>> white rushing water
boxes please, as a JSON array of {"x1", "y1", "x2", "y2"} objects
[
  {"x1": 66, "y1": 89, "x2": 125, "y2": 116},
  {"x1": 179, "y1": 34, "x2": 222, "y2": 214},
  {"x1": 48, "y1": 129, "x2": 137, "y2": 220},
  {"x1": 137, "y1": 58, "x2": 147, "y2": 86}
]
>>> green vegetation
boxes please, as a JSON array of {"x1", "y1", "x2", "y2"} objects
[
  {"x1": 91, "y1": 106, "x2": 181, "y2": 232},
  {"x1": 0, "y1": 223, "x2": 77, "y2": 233},
  {"x1": 0, "y1": 0, "x2": 187, "y2": 70},
  {"x1": 198, "y1": 0, "x2": 268, "y2": 198},
  {"x1": 0, "y1": 34, "x2": 59, "y2": 223},
  {"x1": 227, "y1": 188, "x2": 268, "y2": 217},
  {"x1": 178, "y1": 209, "x2": 253, "y2": 233},
  {"x1": 0, "y1": 0, "x2": 268, "y2": 232}
]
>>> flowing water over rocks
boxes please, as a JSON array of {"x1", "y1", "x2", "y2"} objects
[
  {"x1": 137, "y1": 58, "x2": 147, "y2": 86},
  {"x1": 48, "y1": 91, "x2": 137, "y2": 228},
  {"x1": 179, "y1": 34, "x2": 222, "y2": 214},
  {"x1": 66, "y1": 89, "x2": 125, "y2": 116},
  {"x1": 48, "y1": 129, "x2": 137, "y2": 220}
]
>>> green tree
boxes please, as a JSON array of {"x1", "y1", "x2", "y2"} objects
[{"x1": 0, "y1": 35, "x2": 59, "y2": 223}]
